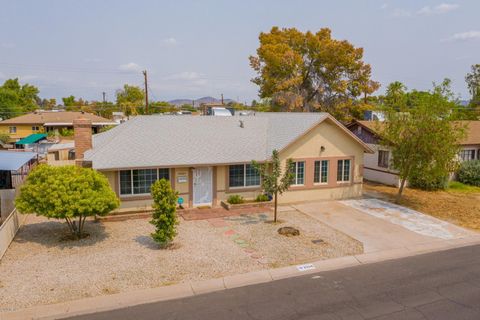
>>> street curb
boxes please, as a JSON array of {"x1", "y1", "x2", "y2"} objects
[{"x1": 2, "y1": 237, "x2": 480, "y2": 320}]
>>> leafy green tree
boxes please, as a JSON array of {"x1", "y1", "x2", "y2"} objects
[
  {"x1": 380, "y1": 83, "x2": 466, "y2": 201},
  {"x1": 384, "y1": 81, "x2": 408, "y2": 111},
  {"x1": 0, "y1": 78, "x2": 39, "y2": 119},
  {"x1": 116, "y1": 84, "x2": 145, "y2": 116},
  {"x1": 150, "y1": 179, "x2": 179, "y2": 247},
  {"x1": 249, "y1": 27, "x2": 379, "y2": 120},
  {"x1": 62, "y1": 95, "x2": 77, "y2": 107},
  {"x1": 15, "y1": 165, "x2": 119, "y2": 239},
  {"x1": 466, "y1": 64, "x2": 480, "y2": 118},
  {"x1": 252, "y1": 150, "x2": 294, "y2": 222}
]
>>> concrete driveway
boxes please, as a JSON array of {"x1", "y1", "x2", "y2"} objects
[{"x1": 291, "y1": 198, "x2": 475, "y2": 253}]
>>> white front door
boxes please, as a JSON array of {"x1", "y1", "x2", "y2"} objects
[{"x1": 193, "y1": 167, "x2": 213, "y2": 206}]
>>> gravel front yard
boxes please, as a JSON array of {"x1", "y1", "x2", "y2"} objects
[{"x1": 0, "y1": 208, "x2": 362, "y2": 312}]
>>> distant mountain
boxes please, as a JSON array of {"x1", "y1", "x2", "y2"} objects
[{"x1": 168, "y1": 96, "x2": 234, "y2": 107}]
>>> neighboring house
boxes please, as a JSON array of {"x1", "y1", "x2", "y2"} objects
[
  {"x1": 0, "y1": 151, "x2": 38, "y2": 189},
  {"x1": 46, "y1": 142, "x2": 75, "y2": 166},
  {"x1": 0, "y1": 111, "x2": 116, "y2": 142},
  {"x1": 73, "y1": 113, "x2": 372, "y2": 210},
  {"x1": 112, "y1": 112, "x2": 127, "y2": 124},
  {"x1": 347, "y1": 120, "x2": 480, "y2": 187}
]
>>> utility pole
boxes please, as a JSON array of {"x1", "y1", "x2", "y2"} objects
[
  {"x1": 221, "y1": 93, "x2": 224, "y2": 105},
  {"x1": 102, "y1": 92, "x2": 106, "y2": 104},
  {"x1": 143, "y1": 70, "x2": 149, "y2": 114}
]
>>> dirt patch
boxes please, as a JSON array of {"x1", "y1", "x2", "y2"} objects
[
  {"x1": 0, "y1": 210, "x2": 361, "y2": 312},
  {"x1": 364, "y1": 182, "x2": 480, "y2": 231}
]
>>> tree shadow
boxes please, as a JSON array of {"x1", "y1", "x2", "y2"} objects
[
  {"x1": 134, "y1": 235, "x2": 160, "y2": 250},
  {"x1": 14, "y1": 218, "x2": 109, "y2": 249}
]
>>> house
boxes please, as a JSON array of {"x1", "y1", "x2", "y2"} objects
[
  {"x1": 46, "y1": 142, "x2": 75, "y2": 166},
  {"x1": 73, "y1": 113, "x2": 372, "y2": 210},
  {"x1": 347, "y1": 120, "x2": 480, "y2": 187},
  {"x1": 0, "y1": 111, "x2": 116, "y2": 142}
]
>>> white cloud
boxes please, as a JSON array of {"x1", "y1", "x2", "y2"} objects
[
  {"x1": 443, "y1": 30, "x2": 480, "y2": 42},
  {"x1": 165, "y1": 71, "x2": 202, "y2": 80},
  {"x1": 118, "y1": 62, "x2": 142, "y2": 72},
  {"x1": 417, "y1": 3, "x2": 459, "y2": 16},
  {"x1": 392, "y1": 8, "x2": 412, "y2": 17},
  {"x1": 162, "y1": 37, "x2": 178, "y2": 47}
]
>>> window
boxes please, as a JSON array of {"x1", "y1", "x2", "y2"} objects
[
  {"x1": 229, "y1": 164, "x2": 260, "y2": 188},
  {"x1": 459, "y1": 150, "x2": 475, "y2": 161},
  {"x1": 337, "y1": 159, "x2": 351, "y2": 182},
  {"x1": 68, "y1": 150, "x2": 75, "y2": 160},
  {"x1": 291, "y1": 161, "x2": 305, "y2": 185},
  {"x1": 378, "y1": 150, "x2": 389, "y2": 168},
  {"x1": 314, "y1": 160, "x2": 329, "y2": 184},
  {"x1": 9, "y1": 126, "x2": 16, "y2": 134},
  {"x1": 119, "y1": 168, "x2": 170, "y2": 195},
  {"x1": 32, "y1": 126, "x2": 40, "y2": 132}
]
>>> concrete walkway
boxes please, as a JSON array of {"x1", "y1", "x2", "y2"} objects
[{"x1": 292, "y1": 199, "x2": 475, "y2": 253}]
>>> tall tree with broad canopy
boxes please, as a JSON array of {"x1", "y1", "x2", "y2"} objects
[
  {"x1": 466, "y1": 64, "x2": 480, "y2": 118},
  {"x1": 380, "y1": 81, "x2": 466, "y2": 201},
  {"x1": 16, "y1": 165, "x2": 119, "y2": 239},
  {"x1": 116, "y1": 84, "x2": 145, "y2": 116},
  {"x1": 0, "y1": 78, "x2": 39, "y2": 119},
  {"x1": 252, "y1": 150, "x2": 294, "y2": 222},
  {"x1": 249, "y1": 27, "x2": 379, "y2": 121}
]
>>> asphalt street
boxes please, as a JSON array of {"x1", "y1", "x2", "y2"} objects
[{"x1": 66, "y1": 244, "x2": 480, "y2": 320}]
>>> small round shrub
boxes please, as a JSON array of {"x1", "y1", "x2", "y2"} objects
[
  {"x1": 227, "y1": 194, "x2": 244, "y2": 204},
  {"x1": 457, "y1": 160, "x2": 480, "y2": 187},
  {"x1": 255, "y1": 194, "x2": 270, "y2": 202}
]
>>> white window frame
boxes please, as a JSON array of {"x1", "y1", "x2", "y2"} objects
[
  {"x1": 119, "y1": 168, "x2": 170, "y2": 196},
  {"x1": 337, "y1": 159, "x2": 351, "y2": 183},
  {"x1": 314, "y1": 160, "x2": 329, "y2": 185},
  {"x1": 9, "y1": 126, "x2": 16, "y2": 134},
  {"x1": 459, "y1": 149, "x2": 476, "y2": 161},
  {"x1": 291, "y1": 161, "x2": 305, "y2": 186},
  {"x1": 228, "y1": 164, "x2": 261, "y2": 189},
  {"x1": 32, "y1": 126, "x2": 40, "y2": 132}
]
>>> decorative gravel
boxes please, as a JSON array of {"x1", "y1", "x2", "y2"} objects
[{"x1": 0, "y1": 209, "x2": 362, "y2": 312}]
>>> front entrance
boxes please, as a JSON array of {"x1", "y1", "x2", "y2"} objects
[{"x1": 193, "y1": 167, "x2": 213, "y2": 206}]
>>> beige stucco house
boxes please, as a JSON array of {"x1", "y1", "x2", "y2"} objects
[{"x1": 74, "y1": 113, "x2": 372, "y2": 209}]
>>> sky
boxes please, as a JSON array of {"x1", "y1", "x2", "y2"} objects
[{"x1": 0, "y1": 0, "x2": 479, "y2": 104}]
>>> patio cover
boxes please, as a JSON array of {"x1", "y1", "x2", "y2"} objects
[
  {"x1": 0, "y1": 151, "x2": 37, "y2": 171},
  {"x1": 15, "y1": 133, "x2": 47, "y2": 145}
]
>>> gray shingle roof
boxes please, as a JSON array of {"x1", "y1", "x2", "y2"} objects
[{"x1": 84, "y1": 113, "x2": 329, "y2": 170}]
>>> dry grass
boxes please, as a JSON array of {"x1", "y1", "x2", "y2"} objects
[{"x1": 364, "y1": 182, "x2": 480, "y2": 231}]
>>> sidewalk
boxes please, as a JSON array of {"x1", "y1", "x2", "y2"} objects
[{"x1": 3, "y1": 234, "x2": 480, "y2": 320}]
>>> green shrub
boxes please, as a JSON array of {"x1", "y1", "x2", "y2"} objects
[
  {"x1": 457, "y1": 160, "x2": 480, "y2": 187},
  {"x1": 150, "y1": 179, "x2": 179, "y2": 247},
  {"x1": 255, "y1": 194, "x2": 270, "y2": 202},
  {"x1": 15, "y1": 165, "x2": 119, "y2": 238},
  {"x1": 409, "y1": 172, "x2": 448, "y2": 191},
  {"x1": 227, "y1": 194, "x2": 244, "y2": 204},
  {"x1": 0, "y1": 133, "x2": 10, "y2": 144}
]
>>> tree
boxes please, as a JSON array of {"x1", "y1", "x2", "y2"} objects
[
  {"x1": 466, "y1": 64, "x2": 480, "y2": 117},
  {"x1": 62, "y1": 95, "x2": 77, "y2": 107},
  {"x1": 0, "y1": 132, "x2": 10, "y2": 144},
  {"x1": 0, "y1": 78, "x2": 39, "y2": 119},
  {"x1": 15, "y1": 165, "x2": 119, "y2": 239},
  {"x1": 252, "y1": 150, "x2": 294, "y2": 222},
  {"x1": 116, "y1": 84, "x2": 145, "y2": 116},
  {"x1": 380, "y1": 82, "x2": 466, "y2": 201},
  {"x1": 150, "y1": 179, "x2": 179, "y2": 247},
  {"x1": 384, "y1": 81, "x2": 408, "y2": 111},
  {"x1": 249, "y1": 27, "x2": 379, "y2": 120}
]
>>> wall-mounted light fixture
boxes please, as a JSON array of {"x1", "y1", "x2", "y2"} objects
[{"x1": 320, "y1": 146, "x2": 325, "y2": 152}]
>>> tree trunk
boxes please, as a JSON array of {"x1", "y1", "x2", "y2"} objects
[
  {"x1": 396, "y1": 178, "x2": 407, "y2": 203},
  {"x1": 274, "y1": 190, "x2": 278, "y2": 223}
]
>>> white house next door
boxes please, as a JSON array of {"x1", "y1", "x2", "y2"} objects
[{"x1": 193, "y1": 167, "x2": 213, "y2": 206}]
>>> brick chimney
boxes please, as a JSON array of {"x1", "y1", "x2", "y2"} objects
[{"x1": 73, "y1": 117, "x2": 92, "y2": 166}]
